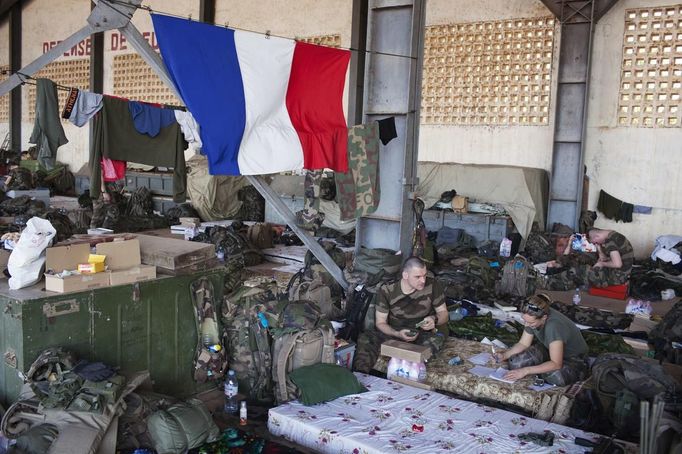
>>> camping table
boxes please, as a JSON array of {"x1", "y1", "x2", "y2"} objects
[{"x1": 374, "y1": 336, "x2": 584, "y2": 423}]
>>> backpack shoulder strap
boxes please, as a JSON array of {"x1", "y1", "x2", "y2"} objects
[{"x1": 273, "y1": 332, "x2": 303, "y2": 403}]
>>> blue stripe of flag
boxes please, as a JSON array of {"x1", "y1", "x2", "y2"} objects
[{"x1": 152, "y1": 14, "x2": 246, "y2": 175}]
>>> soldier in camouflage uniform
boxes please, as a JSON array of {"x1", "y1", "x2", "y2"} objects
[
  {"x1": 545, "y1": 228, "x2": 634, "y2": 290},
  {"x1": 494, "y1": 294, "x2": 588, "y2": 387},
  {"x1": 354, "y1": 257, "x2": 449, "y2": 373}
]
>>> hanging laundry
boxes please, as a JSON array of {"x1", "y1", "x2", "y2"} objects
[
  {"x1": 29, "y1": 79, "x2": 68, "y2": 170},
  {"x1": 335, "y1": 123, "x2": 381, "y2": 221},
  {"x1": 633, "y1": 204, "x2": 652, "y2": 214},
  {"x1": 101, "y1": 158, "x2": 126, "y2": 182},
  {"x1": 174, "y1": 110, "x2": 202, "y2": 149},
  {"x1": 296, "y1": 170, "x2": 326, "y2": 232},
  {"x1": 90, "y1": 96, "x2": 187, "y2": 202},
  {"x1": 62, "y1": 88, "x2": 103, "y2": 127},
  {"x1": 619, "y1": 201, "x2": 633, "y2": 223},
  {"x1": 377, "y1": 116, "x2": 397, "y2": 145},
  {"x1": 597, "y1": 189, "x2": 634, "y2": 222},
  {"x1": 128, "y1": 101, "x2": 176, "y2": 137},
  {"x1": 151, "y1": 14, "x2": 350, "y2": 176}
]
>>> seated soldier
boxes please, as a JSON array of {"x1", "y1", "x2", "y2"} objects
[
  {"x1": 353, "y1": 256, "x2": 449, "y2": 373},
  {"x1": 493, "y1": 293, "x2": 588, "y2": 386},
  {"x1": 546, "y1": 227, "x2": 634, "y2": 290}
]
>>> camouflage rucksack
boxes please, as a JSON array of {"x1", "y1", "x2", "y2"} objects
[
  {"x1": 649, "y1": 300, "x2": 682, "y2": 364},
  {"x1": 523, "y1": 231, "x2": 556, "y2": 264},
  {"x1": 191, "y1": 277, "x2": 228, "y2": 383},
  {"x1": 270, "y1": 300, "x2": 335, "y2": 404},
  {"x1": 236, "y1": 185, "x2": 265, "y2": 222},
  {"x1": 246, "y1": 223, "x2": 273, "y2": 250},
  {"x1": 221, "y1": 278, "x2": 280, "y2": 402},
  {"x1": 497, "y1": 255, "x2": 536, "y2": 298},
  {"x1": 592, "y1": 353, "x2": 680, "y2": 436},
  {"x1": 288, "y1": 241, "x2": 347, "y2": 320},
  {"x1": 466, "y1": 256, "x2": 497, "y2": 289}
]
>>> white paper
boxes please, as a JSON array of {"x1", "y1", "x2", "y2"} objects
[
  {"x1": 468, "y1": 365, "x2": 496, "y2": 378},
  {"x1": 480, "y1": 337, "x2": 493, "y2": 345},
  {"x1": 468, "y1": 352, "x2": 493, "y2": 365},
  {"x1": 492, "y1": 339, "x2": 509, "y2": 349},
  {"x1": 488, "y1": 367, "x2": 517, "y2": 384}
]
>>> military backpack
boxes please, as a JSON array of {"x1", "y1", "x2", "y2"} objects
[
  {"x1": 270, "y1": 300, "x2": 335, "y2": 404},
  {"x1": 649, "y1": 300, "x2": 682, "y2": 364},
  {"x1": 190, "y1": 277, "x2": 228, "y2": 383},
  {"x1": 497, "y1": 255, "x2": 536, "y2": 298},
  {"x1": 221, "y1": 278, "x2": 280, "y2": 402}
]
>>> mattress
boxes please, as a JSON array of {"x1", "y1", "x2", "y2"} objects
[
  {"x1": 373, "y1": 337, "x2": 581, "y2": 423},
  {"x1": 268, "y1": 373, "x2": 602, "y2": 454}
]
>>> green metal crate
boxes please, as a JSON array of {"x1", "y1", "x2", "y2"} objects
[{"x1": 0, "y1": 269, "x2": 225, "y2": 407}]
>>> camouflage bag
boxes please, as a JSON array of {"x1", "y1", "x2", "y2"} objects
[
  {"x1": 466, "y1": 256, "x2": 497, "y2": 290},
  {"x1": 288, "y1": 241, "x2": 347, "y2": 320},
  {"x1": 221, "y1": 278, "x2": 280, "y2": 402},
  {"x1": 270, "y1": 300, "x2": 335, "y2": 404},
  {"x1": 523, "y1": 231, "x2": 556, "y2": 264},
  {"x1": 550, "y1": 302, "x2": 633, "y2": 330},
  {"x1": 592, "y1": 353, "x2": 680, "y2": 420},
  {"x1": 236, "y1": 185, "x2": 265, "y2": 222},
  {"x1": 649, "y1": 300, "x2": 682, "y2": 364},
  {"x1": 497, "y1": 255, "x2": 536, "y2": 297},
  {"x1": 190, "y1": 277, "x2": 227, "y2": 383},
  {"x1": 246, "y1": 223, "x2": 273, "y2": 250}
]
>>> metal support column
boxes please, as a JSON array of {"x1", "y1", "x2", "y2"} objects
[
  {"x1": 356, "y1": 0, "x2": 425, "y2": 258},
  {"x1": 542, "y1": 0, "x2": 619, "y2": 229},
  {"x1": 8, "y1": 2, "x2": 21, "y2": 152}
]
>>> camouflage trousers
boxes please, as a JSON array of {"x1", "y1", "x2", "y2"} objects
[
  {"x1": 353, "y1": 328, "x2": 445, "y2": 374},
  {"x1": 508, "y1": 344, "x2": 587, "y2": 387},
  {"x1": 335, "y1": 122, "x2": 380, "y2": 221},
  {"x1": 544, "y1": 265, "x2": 629, "y2": 290}
]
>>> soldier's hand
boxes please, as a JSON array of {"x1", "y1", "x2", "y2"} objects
[
  {"x1": 399, "y1": 329, "x2": 418, "y2": 342},
  {"x1": 418, "y1": 316, "x2": 436, "y2": 331}
]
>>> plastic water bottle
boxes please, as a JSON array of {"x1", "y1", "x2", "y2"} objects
[
  {"x1": 224, "y1": 370, "x2": 238, "y2": 414},
  {"x1": 417, "y1": 362, "x2": 427, "y2": 382},
  {"x1": 387, "y1": 357, "x2": 400, "y2": 378},
  {"x1": 449, "y1": 307, "x2": 468, "y2": 321},
  {"x1": 572, "y1": 288, "x2": 581, "y2": 306},
  {"x1": 239, "y1": 401, "x2": 248, "y2": 426}
]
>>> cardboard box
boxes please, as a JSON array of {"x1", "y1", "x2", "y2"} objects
[
  {"x1": 335, "y1": 341, "x2": 356, "y2": 370},
  {"x1": 109, "y1": 265, "x2": 157, "y2": 286},
  {"x1": 96, "y1": 239, "x2": 141, "y2": 271},
  {"x1": 96, "y1": 239, "x2": 156, "y2": 286},
  {"x1": 45, "y1": 244, "x2": 110, "y2": 293},
  {"x1": 136, "y1": 234, "x2": 215, "y2": 271},
  {"x1": 380, "y1": 340, "x2": 432, "y2": 363}
]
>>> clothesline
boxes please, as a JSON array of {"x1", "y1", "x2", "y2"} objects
[
  {"x1": 2, "y1": 70, "x2": 187, "y2": 112},
  {"x1": 105, "y1": 0, "x2": 418, "y2": 61}
]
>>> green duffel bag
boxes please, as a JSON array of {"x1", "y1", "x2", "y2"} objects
[
  {"x1": 147, "y1": 398, "x2": 219, "y2": 454},
  {"x1": 353, "y1": 247, "x2": 401, "y2": 276}
]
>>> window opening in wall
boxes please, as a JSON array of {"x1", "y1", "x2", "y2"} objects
[
  {"x1": 421, "y1": 17, "x2": 555, "y2": 126},
  {"x1": 113, "y1": 53, "x2": 181, "y2": 105},
  {"x1": 27, "y1": 59, "x2": 90, "y2": 121},
  {"x1": 619, "y1": 5, "x2": 682, "y2": 127}
]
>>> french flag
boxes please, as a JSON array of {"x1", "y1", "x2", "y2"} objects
[{"x1": 151, "y1": 14, "x2": 350, "y2": 176}]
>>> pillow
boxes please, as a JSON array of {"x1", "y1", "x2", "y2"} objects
[{"x1": 289, "y1": 363, "x2": 367, "y2": 405}]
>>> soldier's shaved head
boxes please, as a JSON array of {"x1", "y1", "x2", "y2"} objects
[{"x1": 402, "y1": 256, "x2": 426, "y2": 273}]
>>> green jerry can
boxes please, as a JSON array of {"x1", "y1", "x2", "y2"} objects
[{"x1": 0, "y1": 269, "x2": 225, "y2": 407}]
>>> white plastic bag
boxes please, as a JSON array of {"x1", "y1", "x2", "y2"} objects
[
  {"x1": 625, "y1": 298, "x2": 653, "y2": 317},
  {"x1": 8, "y1": 217, "x2": 57, "y2": 290}
]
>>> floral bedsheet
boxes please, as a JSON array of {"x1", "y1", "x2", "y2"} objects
[
  {"x1": 268, "y1": 373, "x2": 601, "y2": 454},
  {"x1": 374, "y1": 337, "x2": 580, "y2": 423}
]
